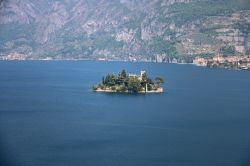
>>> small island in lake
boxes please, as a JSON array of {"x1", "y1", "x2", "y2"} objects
[{"x1": 92, "y1": 70, "x2": 164, "y2": 93}]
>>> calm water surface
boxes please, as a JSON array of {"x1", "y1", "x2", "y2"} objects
[{"x1": 0, "y1": 61, "x2": 250, "y2": 166}]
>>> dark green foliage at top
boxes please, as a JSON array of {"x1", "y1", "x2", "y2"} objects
[
  {"x1": 155, "y1": 76, "x2": 164, "y2": 85},
  {"x1": 120, "y1": 69, "x2": 127, "y2": 78},
  {"x1": 103, "y1": 74, "x2": 116, "y2": 86},
  {"x1": 127, "y1": 77, "x2": 143, "y2": 93},
  {"x1": 169, "y1": 0, "x2": 250, "y2": 27}
]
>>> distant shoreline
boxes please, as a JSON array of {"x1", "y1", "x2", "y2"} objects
[
  {"x1": 0, "y1": 59, "x2": 248, "y2": 70},
  {"x1": 0, "y1": 59, "x2": 193, "y2": 65}
]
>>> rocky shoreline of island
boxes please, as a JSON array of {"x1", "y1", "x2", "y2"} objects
[
  {"x1": 92, "y1": 70, "x2": 164, "y2": 94},
  {"x1": 94, "y1": 87, "x2": 164, "y2": 93}
]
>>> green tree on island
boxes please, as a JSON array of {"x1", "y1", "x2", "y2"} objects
[
  {"x1": 128, "y1": 77, "x2": 142, "y2": 93},
  {"x1": 155, "y1": 76, "x2": 164, "y2": 85},
  {"x1": 121, "y1": 69, "x2": 127, "y2": 78}
]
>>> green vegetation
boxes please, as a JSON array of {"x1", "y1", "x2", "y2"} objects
[
  {"x1": 246, "y1": 49, "x2": 250, "y2": 55},
  {"x1": 0, "y1": 23, "x2": 33, "y2": 43},
  {"x1": 220, "y1": 45, "x2": 236, "y2": 56},
  {"x1": 92, "y1": 70, "x2": 164, "y2": 93},
  {"x1": 148, "y1": 36, "x2": 177, "y2": 57},
  {"x1": 233, "y1": 23, "x2": 250, "y2": 34},
  {"x1": 169, "y1": 0, "x2": 250, "y2": 27},
  {"x1": 93, "y1": 34, "x2": 123, "y2": 50},
  {"x1": 199, "y1": 25, "x2": 224, "y2": 36}
]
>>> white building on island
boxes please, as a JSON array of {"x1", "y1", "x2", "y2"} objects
[{"x1": 128, "y1": 71, "x2": 146, "y2": 80}]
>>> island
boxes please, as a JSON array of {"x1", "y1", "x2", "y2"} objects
[{"x1": 92, "y1": 70, "x2": 164, "y2": 93}]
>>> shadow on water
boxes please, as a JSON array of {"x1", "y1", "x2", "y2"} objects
[
  {"x1": 241, "y1": 148, "x2": 250, "y2": 166},
  {"x1": 0, "y1": 139, "x2": 20, "y2": 166}
]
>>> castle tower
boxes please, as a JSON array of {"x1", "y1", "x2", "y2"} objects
[{"x1": 140, "y1": 71, "x2": 146, "y2": 77}]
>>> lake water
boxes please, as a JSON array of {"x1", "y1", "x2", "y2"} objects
[{"x1": 0, "y1": 61, "x2": 250, "y2": 166}]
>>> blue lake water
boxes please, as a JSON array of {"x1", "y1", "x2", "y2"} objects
[{"x1": 0, "y1": 61, "x2": 250, "y2": 166}]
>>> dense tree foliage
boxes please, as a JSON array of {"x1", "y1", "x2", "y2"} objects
[
  {"x1": 220, "y1": 45, "x2": 236, "y2": 56},
  {"x1": 155, "y1": 76, "x2": 164, "y2": 86}
]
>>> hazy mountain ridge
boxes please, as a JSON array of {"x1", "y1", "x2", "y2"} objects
[{"x1": 0, "y1": 0, "x2": 250, "y2": 61}]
